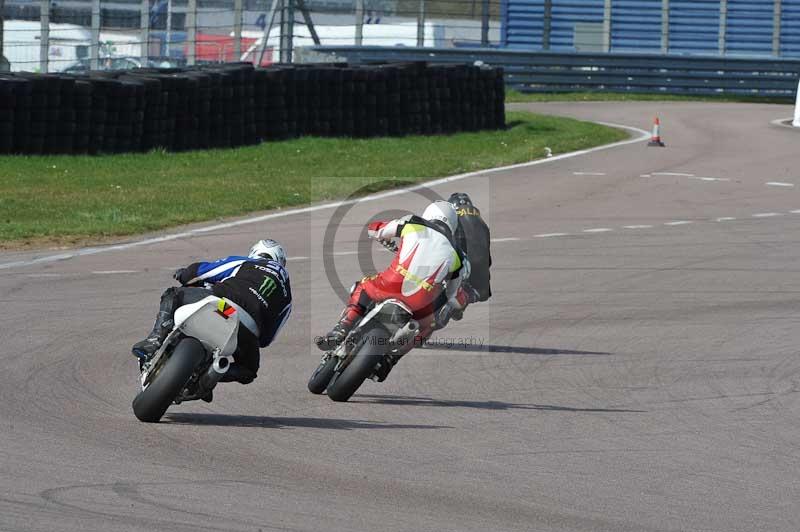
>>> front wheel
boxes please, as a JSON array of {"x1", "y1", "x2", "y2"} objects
[
  {"x1": 326, "y1": 327, "x2": 390, "y2": 402},
  {"x1": 132, "y1": 337, "x2": 205, "y2": 423},
  {"x1": 307, "y1": 356, "x2": 337, "y2": 394}
]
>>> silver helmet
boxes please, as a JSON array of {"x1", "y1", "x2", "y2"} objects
[
  {"x1": 248, "y1": 239, "x2": 286, "y2": 266},
  {"x1": 422, "y1": 200, "x2": 458, "y2": 234}
]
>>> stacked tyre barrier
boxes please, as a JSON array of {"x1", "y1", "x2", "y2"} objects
[{"x1": 0, "y1": 62, "x2": 505, "y2": 156}]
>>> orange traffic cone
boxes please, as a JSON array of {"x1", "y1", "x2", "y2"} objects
[{"x1": 648, "y1": 117, "x2": 665, "y2": 147}]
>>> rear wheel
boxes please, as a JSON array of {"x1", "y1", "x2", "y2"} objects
[
  {"x1": 132, "y1": 337, "x2": 205, "y2": 423},
  {"x1": 326, "y1": 327, "x2": 390, "y2": 402},
  {"x1": 307, "y1": 356, "x2": 338, "y2": 394}
]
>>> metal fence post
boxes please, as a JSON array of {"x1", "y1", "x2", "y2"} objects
[
  {"x1": 186, "y1": 0, "x2": 196, "y2": 65},
  {"x1": 773, "y1": 0, "x2": 782, "y2": 57},
  {"x1": 296, "y1": 0, "x2": 319, "y2": 44},
  {"x1": 416, "y1": 0, "x2": 425, "y2": 47},
  {"x1": 718, "y1": 0, "x2": 728, "y2": 55},
  {"x1": 661, "y1": 0, "x2": 669, "y2": 53},
  {"x1": 90, "y1": 0, "x2": 100, "y2": 70},
  {"x1": 258, "y1": 0, "x2": 280, "y2": 66},
  {"x1": 279, "y1": 0, "x2": 294, "y2": 62},
  {"x1": 0, "y1": 0, "x2": 5, "y2": 61},
  {"x1": 234, "y1": 0, "x2": 243, "y2": 59},
  {"x1": 39, "y1": 0, "x2": 49, "y2": 73},
  {"x1": 355, "y1": 0, "x2": 364, "y2": 46},
  {"x1": 140, "y1": 0, "x2": 149, "y2": 63},
  {"x1": 165, "y1": 0, "x2": 172, "y2": 58},
  {"x1": 481, "y1": 0, "x2": 489, "y2": 46},
  {"x1": 542, "y1": 0, "x2": 551, "y2": 50},
  {"x1": 602, "y1": 0, "x2": 611, "y2": 52}
]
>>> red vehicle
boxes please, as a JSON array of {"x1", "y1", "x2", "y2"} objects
[{"x1": 188, "y1": 33, "x2": 273, "y2": 66}]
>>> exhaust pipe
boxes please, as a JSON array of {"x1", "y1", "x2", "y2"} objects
[
  {"x1": 391, "y1": 320, "x2": 419, "y2": 347},
  {"x1": 198, "y1": 355, "x2": 231, "y2": 391},
  {"x1": 212, "y1": 356, "x2": 231, "y2": 374}
]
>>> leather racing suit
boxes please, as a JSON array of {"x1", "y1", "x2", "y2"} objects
[
  {"x1": 337, "y1": 214, "x2": 470, "y2": 348},
  {"x1": 137, "y1": 256, "x2": 292, "y2": 383}
]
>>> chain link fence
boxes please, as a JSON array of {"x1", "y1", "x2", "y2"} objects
[{"x1": 0, "y1": 0, "x2": 502, "y2": 73}]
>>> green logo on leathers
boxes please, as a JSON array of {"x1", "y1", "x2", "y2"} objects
[{"x1": 258, "y1": 276, "x2": 277, "y2": 297}]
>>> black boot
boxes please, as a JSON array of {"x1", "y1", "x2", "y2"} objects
[
  {"x1": 131, "y1": 318, "x2": 173, "y2": 363},
  {"x1": 316, "y1": 304, "x2": 363, "y2": 351},
  {"x1": 200, "y1": 389, "x2": 213, "y2": 403},
  {"x1": 132, "y1": 288, "x2": 179, "y2": 362},
  {"x1": 315, "y1": 323, "x2": 352, "y2": 351},
  {"x1": 132, "y1": 335, "x2": 162, "y2": 362},
  {"x1": 220, "y1": 364, "x2": 257, "y2": 384}
]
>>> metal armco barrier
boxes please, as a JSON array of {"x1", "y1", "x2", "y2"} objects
[{"x1": 304, "y1": 46, "x2": 800, "y2": 99}]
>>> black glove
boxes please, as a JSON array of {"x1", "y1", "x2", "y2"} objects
[
  {"x1": 173, "y1": 268, "x2": 187, "y2": 284},
  {"x1": 434, "y1": 304, "x2": 453, "y2": 330},
  {"x1": 467, "y1": 286, "x2": 481, "y2": 304},
  {"x1": 462, "y1": 283, "x2": 481, "y2": 305}
]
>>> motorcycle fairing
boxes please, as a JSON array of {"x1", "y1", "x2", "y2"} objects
[{"x1": 173, "y1": 296, "x2": 240, "y2": 357}]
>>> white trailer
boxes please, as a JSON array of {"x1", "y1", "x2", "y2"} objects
[{"x1": 3, "y1": 20, "x2": 92, "y2": 72}]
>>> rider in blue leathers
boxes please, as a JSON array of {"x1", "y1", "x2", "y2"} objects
[{"x1": 132, "y1": 239, "x2": 292, "y2": 387}]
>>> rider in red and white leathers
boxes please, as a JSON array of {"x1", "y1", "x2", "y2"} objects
[{"x1": 316, "y1": 201, "x2": 474, "y2": 360}]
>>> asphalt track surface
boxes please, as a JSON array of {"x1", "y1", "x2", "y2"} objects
[{"x1": 2, "y1": 102, "x2": 800, "y2": 532}]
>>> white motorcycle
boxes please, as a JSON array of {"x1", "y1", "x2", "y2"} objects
[
  {"x1": 307, "y1": 298, "x2": 421, "y2": 402},
  {"x1": 132, "y1": 296, "x2": 240, "y2": 423},
  {"x1": 308, "y1": 237, "x2": 463, "y2": 402}
]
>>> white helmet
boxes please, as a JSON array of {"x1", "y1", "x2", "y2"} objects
[
  {"x1": 248, "y1": 239, "x2": 286, "y2": 266},
  {"x1": 422, "y1": 200, "x2": 458, "y2": 235}
]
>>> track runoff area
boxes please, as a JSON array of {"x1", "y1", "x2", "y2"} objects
[{"x1": 1, "y1": 100, "x2": 800, "y2": 531}]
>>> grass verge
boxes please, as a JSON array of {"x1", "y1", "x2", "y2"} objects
[
  {"x1": 0, "y1": 111, "x2": 628, "y2": 248},
  {"x1": 505, "y1": 89, "x2": 791, "y2": 105}
]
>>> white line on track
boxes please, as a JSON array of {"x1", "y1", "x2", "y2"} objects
[
  {"x1": 220, "y1": 209, "x2": 800, "y2": 252},
  {"x1": 162, "y1": 257, "x2": 311, "y2": 265},
  {"x1": 573, "y1": 172, "x2": 606, "y2": 176},
  {"x1": 771, "y1": 117, "x2": 798, "y2": 128},
  {"x1": 690, "y1": 176, "x2": 730, "y2": 182},
  {"x1": 24, "y1": 209, "x2": 785, "y2": 275},
  {"x1": 487, "y1": 210, "x2": 796, "y2": 244},
  {"x1": 0, "y1": 122, "x2": 650, "y2": 272},
  {"x1": 648, "y1": 172, "x2": 733, "y2": 184},
  {"x1": 644, "y1": 174, "x2": 800, "y2": 189}
]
